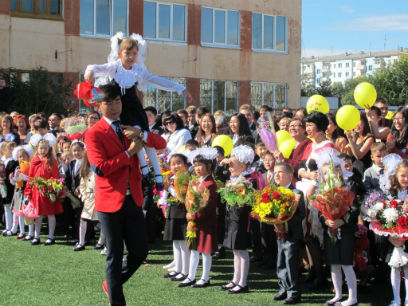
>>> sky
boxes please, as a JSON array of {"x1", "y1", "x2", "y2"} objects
[{"x1": 302, "y1": 0, "x2": 408, "y2": 58}]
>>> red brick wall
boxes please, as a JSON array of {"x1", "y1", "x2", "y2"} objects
[
  {"x1": 186, "y1": 77, "x2": 200, "y2": 107},
  {"x1": 0, "y1": 1, "x2": 10, "y2": 15},
  {"x1": 130, "y1": 0, "x2": 143, "y2": 35},
  {"x1": 64, "y1": 1, "x2": 79, "y2": 35},
  {"x1": 187, "y1": 4, "x2": 201, "y2": 46},
  {"x1": 239, "y1": 81, "x2": 250, "y2": 106},
  {"x1": 240, "y1": 11, "x2": 252, "y2": 51}
]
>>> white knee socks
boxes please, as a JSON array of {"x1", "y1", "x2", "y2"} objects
[
  {"x1": 10, "y1": 214, "x2": 19, "y2": 234},
  {"x1": 137, "y1": 147, "x2": 163, "y2": 184},
  {"x1": 328, "y1": 265, "x2": 343, "y2": 304},
  {"x1": 174, "y1": 241, "x2": 182, "y2": 273},
  {"x1": 3, "y1": 204, "x2": 12, "y2": 231},
  {"x1": 391, "y1": 266, "x2": 408, "y2": 305},
  {"x1": 341, "y1": 265, "x2": 357, "y2": 306},
  {"x1": 201, "y1": 253, "x2": 212, "y2": 282},
  {"x1": 232, "y1": 250, "x2": 250, "y2": 287},
  {"x1": 34, "y1": 216, "x2": 43, "y2": 238},
  {"x1": 186, "y1": 250, "x2": 200, "y2": 281},
  {"x1": 34, "y1": 215, "x2": 56, "y2": 239}
]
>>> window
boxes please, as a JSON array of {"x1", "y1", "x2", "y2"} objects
[
  {"x1": 333, "y1": 64, "x2": 336, "y2": 68},
  {"x1": 345, "y1": 72, "x2": 349, "y2": 77},
  {"x1": 143, "y1": 78, "x2": 186, "y2": 113},
  {"x1": 80, "y1": 0, "x2": 128, "y2": 37},
  {"x1": 338, "y1": 72, "x2": 342, "y2": 77},
  {"x1": 200, "y1": 80, "x2": 239, "y2": 114},
  {"x1": 201, "y1": 7, "x2": 239, "y2": 47},
  {"x1": 252, "y1": 13, "x2": 287, "y2": 52},
  {"x1": 368, "y1": 65, "x2": 373, "y2": 71},
  {"x1": 144, "y1": 1, "x2": 186, "y2": 42},
  {"x1": 338, "y1": 63, "x2": 342, "y2": 68},
  {"x1": 316, "y1": 69, "x2": 320, "y2": 74},
  {"x1": 250, "y1": 82, "x2": 287, "y2": 110},
  {"x1": 346, "y1": 63, "x2": 349, "y2": 68},
  {"x1": 316, "y1": 78, "x2": 320, "y2": 84},
  {"x1": 11, "y1": 0, "x2": 62, "y2": 18},
  {"x1": 353, "y1": 62, "x2": 356, "y2": 67}
]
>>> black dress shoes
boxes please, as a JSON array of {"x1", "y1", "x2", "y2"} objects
[
  {"x1": 171, "y1": 273, "x2": 187, "y2": 281},
  {"x1": 274, "y1": 291, "x2": 287, "y2": 301},
  {"x1": 228, "y1": 285, "x2": 249, "y2": 294},
  {"x1": 220, "y1": 282, "x2": 236, "y2": 291},
  {"x1": 191, "y1": 280, "x2": 210, "y2": 288},
  {"x1": 283, "y1": 296, "x2": 301, "y2": 304},
  {"x1": 178, "y1": 278, "x2": 196, "y2": 287}
]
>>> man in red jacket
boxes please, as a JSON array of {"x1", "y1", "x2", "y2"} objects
[{"x1": 85, "y1": 83, "x2": 166, "y2": 306}]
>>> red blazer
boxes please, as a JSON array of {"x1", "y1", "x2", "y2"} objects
[{"x1": 85, "y1": 118, "x2": 166, "y2": 213}]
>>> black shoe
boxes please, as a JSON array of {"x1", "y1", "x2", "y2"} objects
[
  {"x1": 44, "y1": 238, "x2": 55, "y2": 245},
  {"x1": 274, "y1": 291, "x2": 287, "y2": 301},
  {"x1": 178, "y1": 278, "x2": 195, "y2": 287},
  {"x1": 16, "y1": 233, "x2": 25, "y2": 239},
  {"x1": 66, "y1": 239, "x2": 78, "y2": 246},
  {"x1": 191, "y1": 279, "x2": 210, "y2": 288},
  {"x1": 334, "y1": 303, "x2": 357, "y2": 306},
  {"x1": 31, "y1": 238, "x2": 41, "y2": 245},
  {"x1": 228, "y1": 285, "x2": 249, "y2": 294},
  {"x1": 220, "y1": 282, "x2": 236, "y2": 291},
  {"x1": 74, "y1": 244, "x2": 85, "y2": 251},
  {"x1": 283, "y1": 296, "x2": 301, "y2": 304},
  {"x1": 171, "y1": 273, "x2": 187, "y2": 281},
  {"x1": 326, "y1": 298, "x2": 342, "y2": 305},
  {"x1": 163, "y1": 271, "x2": 178, "y2": 279},
  {"x1": 94, "y1": 243, "x2": 104, "y2": 250}
]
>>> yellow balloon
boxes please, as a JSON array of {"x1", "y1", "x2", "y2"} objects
[
  {"x1": 177, "y1": 145, "x2": 186, "y2": 153},
  {"x1": 211, "y1": 135, "x2": 233, "y2": 156},
  {"x1": 306, "y1": 95, "x2": 330, "y2": 114},
  {"x1": 386, "y1": 111, "x2": 394, "y2": 120},
  {"x1": 336, "y1": 105, "x2": 361, "y2": 131},
  {"x1": 279, "y1": 139, "x2": 297, "y2": 159},
  {"x1": 276, "y1": 130, "x2": 292, "y2": 148},
  {"x1": 354, "y1": 82, "x2": 377, "y2": 109}
]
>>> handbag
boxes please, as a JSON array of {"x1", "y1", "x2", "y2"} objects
[{"x1": 22, "y1": 200, "x2": 38, "y2": 219}]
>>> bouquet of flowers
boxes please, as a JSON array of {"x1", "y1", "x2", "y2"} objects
[
  {"x1": 15, "y1": 160, "x2": 30, "y2": 190},
  {"x1": 185, "y1": 177, "x2": 210, "y2": 249},
  {"x1": 65, "y1": 116, "x2": 87, "y2": 141},
  {"x1": 73, "y1": 81, "x2": 101, "y2": 107},
  {"x1": 257, "y1": 112, "x2": 277, "y2": 153},
  {"x1": 361, "y1": 190, "x2": 384, "y2": 221},
  {"x1": 218, "y1": 177, "x2": 256, "y2": 207},
  {"x1": 29, "y1": 177, "x2": 66, "y2": 202},
  {"x1": 251, "y1": 185, "x2": 299, "y2": 240},
  {"x1": 366, "y1": 198, "x2": 408, "y2": 268},
  {"x1": 309, "y1": 165, "x2": 355, "y2": 242},
  {"x1": 174, "y1": 170, "x2": 191, "y2": 203}
]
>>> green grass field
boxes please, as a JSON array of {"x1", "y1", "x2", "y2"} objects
[{"x1": 0, "y1": 233, "x2": 391, "y2": 306}]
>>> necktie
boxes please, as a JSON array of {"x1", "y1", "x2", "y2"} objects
[
  {"x1": 267, "y1": 173, "x2": 272, "y2": 184},
  {"x1": 112, "y1": 120, "x2": 126, "y2": 150}
]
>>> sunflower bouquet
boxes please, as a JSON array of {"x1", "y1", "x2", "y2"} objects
[
  {"x1": 29, "y1": 177, "x2": 66, "y2": 202},
  {"x1": 218, "y1": 176, "x2": 256, "y2": 207},
  {"x1": 185, "y1": 177, "x2": 210, "y2": 249},
  {"x1": 251, "y1": 185, "x2": 299, "y2": 232}
]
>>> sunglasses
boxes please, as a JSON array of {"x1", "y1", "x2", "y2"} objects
[{"x1": 165, "y1": 121, "x2": 176, "y2": 126}]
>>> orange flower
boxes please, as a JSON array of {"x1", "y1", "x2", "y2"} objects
[{"x1": 237, "y1": 187, "x2": 246, "y2": 196}]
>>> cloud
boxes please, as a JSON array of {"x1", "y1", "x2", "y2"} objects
[
  {"x1": 339, "y1": 5, "x2": 355, "y2": 14},
  {"x1": 337, "y1": 14, "x2": 408, "y2": 31},
  {"x1": 301, "y1": 48, "x2": 356, "y2": 58}
]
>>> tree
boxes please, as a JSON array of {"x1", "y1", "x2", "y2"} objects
[{"x1": 0, "y1": 67, "x2": 74, "y2": 115}]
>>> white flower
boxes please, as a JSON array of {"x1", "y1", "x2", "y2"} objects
[
  {"x1": 372, "y1": 202, "x2": 385, "y2": 213},
  {"x1": 383, "y1": 208, "x2": 400, "y2": 223}
]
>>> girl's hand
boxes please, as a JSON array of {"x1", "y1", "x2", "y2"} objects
[
  {"x1": 186, "y1": 213, "x2": 192, "y2": 221},
  {"x1": 325, "y1": 219, "x2": 344, "y2": 229},
  {"x1": 344, "y1": 130, "x2": 354, "y2": 140},
  {"x1": 74, "y1": 188, "x2": 80, "y2": 196},
  {"x1": 220, "y1": 158, "x2": 230, "y2": 166},
  {"x1": 187, "y1": 221, "x2": 194, "y2": 232},
  {"x1": 164, "y1": 180, "x2": 171, "y2": 191},
  {"x1": 273, "y1": 151, "x2": 284, "y2": 161},
  {"x1": 386, "y1": 139, "x2": 396, "y2": 151},
  {"x1": 9, "y1": 172, "x2": 14, "y2": 180},
  {"x1": 389, "y1": 236, "x2": 405, "y2": 248},
  {"x1": 84, "y1": 71, "x2": 94, "y2": 84},
  {"x1": 183, "y1": 90, "x2": 193, "y2": 104},
  {"x1": 308, "y1": 170, "x2": 318, "y2": 181}
]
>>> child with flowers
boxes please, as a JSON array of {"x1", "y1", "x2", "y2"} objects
[
  {"x1": 179, "y1": 148, "x2": 219, "y2": 289},
  {"x1": 24, "y1": 139, "x2": 63, "y2": 245},
  {"x1": 219, "y1": 145, "x2": 256, "y2": 294},
  {"x1": 160, "y1": 153, "x2": 190, "y2": 281},
  {"x1": 382, "y1": 159, "x2": 408, "y2": 306}
]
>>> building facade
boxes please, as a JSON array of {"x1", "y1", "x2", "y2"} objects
[
  {"x1": 301, "y1": 49, "x2": 408, "y2": 88},
  {"x1": 0, "y1": 0, "x2": 301, "y2": 114}
]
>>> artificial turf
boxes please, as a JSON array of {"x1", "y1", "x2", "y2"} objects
[{"x1": 0, "y1": 234, "x2": 391, "y2": 306}]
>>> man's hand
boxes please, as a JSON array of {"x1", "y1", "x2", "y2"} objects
[
  {"x1": 123, "y1": 125, "x2": 142, "y2": 140},
  {"x1": 127, "y1": 137, "x2": 144, "y2": 156}
]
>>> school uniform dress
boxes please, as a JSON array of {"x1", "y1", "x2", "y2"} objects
[
  {"x1": 223, "y1": 174, "x2": 256, "y2": 250},
  {"x1": 24, "y1": 156, "x2": 63, "y2": 216},
  {"x1": 1, "y1": 157, "x2": 18, "y2": 206},
  {"x1": 190, "y1": 175, "x2": 219, "y2": 254}
]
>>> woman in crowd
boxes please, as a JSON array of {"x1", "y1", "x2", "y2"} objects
[
  {"x1": 162, "y1": 113, "x2": 192, "y2": 156},
  {"x1": 228, "y1": 113, "x2": 253, "y2": 145},
  {"x1": 326, "y1": 113, "x2": 348, "y2": 154},
  {"x1": 0, "y1": 115, "x2": 20, "y2": 145},
  {"x1": 195, "y1": 113, "x2": 216, "y2": 147},
  {"x1": 386, "y1": 107, "x2": 408, "y2": 159},
  {"x1": 14, "y1": 115, "x2": 29, "y2": 144}
]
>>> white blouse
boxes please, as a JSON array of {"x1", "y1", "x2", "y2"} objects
[
  {"x1": 163, "y1": 129, "x2": 192, "y2": 156},
  {"x1": 85, "y1": 60, "x2": 185, "y2": 95}
]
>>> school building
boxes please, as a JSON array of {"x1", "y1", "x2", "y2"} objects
[{"x1": 0, "y1": 0, "x2": 301, "y2": 113}]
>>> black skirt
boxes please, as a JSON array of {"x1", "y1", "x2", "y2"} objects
[
  {"x1": 324, "y1": 223, "x2": 357, "y2": 265},
  {"x1": 163, "y1": 203, "x2": 187, "y2": 241},
  {"x1": 116, "y1": 82, "x2": 149, "y2": 131},
  {"x1": 223, "y1": 204, "x2": 251, "y2": 250}
]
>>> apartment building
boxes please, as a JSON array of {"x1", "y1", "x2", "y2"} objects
[
  {"x1": 0, "y1": 0, "x2": 301, "y2": 113},
  {"x1": 301, "y1": 49, "x2": 407, "y2": 88}
]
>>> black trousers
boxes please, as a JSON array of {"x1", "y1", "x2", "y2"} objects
[
  {"x1": 97, "y1": 196, "x2": 148, "y2": 306},
  {"x1": 276, "y1": 239, "x2": 301, "y2": 298}
]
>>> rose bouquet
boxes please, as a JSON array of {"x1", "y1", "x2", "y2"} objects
[
  {"x1": 218, "y1": 177, "x2": 256, "y2": 207},
  {"x1": 174, "y1": 170, "x2": 191, "y2": 203},
  {"x1": 65, "y1": 116, "x2": 87, "y2": 141},
  {"x1": 29, "y1": 177, "x2": 66, "y2": 202},
  {"x1": 185, "y1": 177, "x2": 210, "y2": 249}
]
